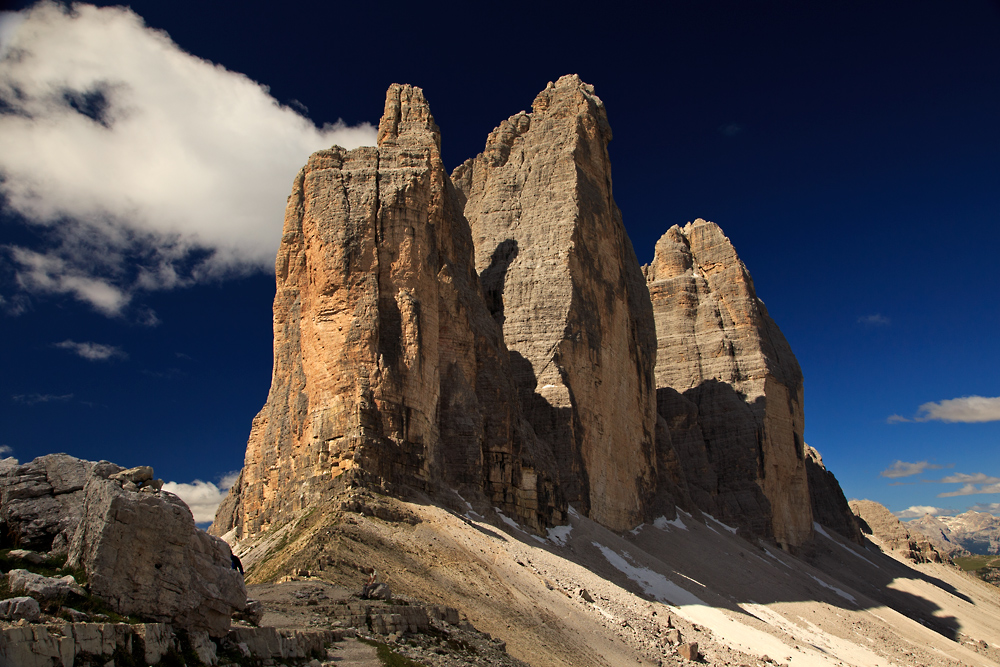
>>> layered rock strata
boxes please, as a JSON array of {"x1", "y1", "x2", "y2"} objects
[
  {"x1": 452, "y1": 75, "x2": 658, "y2": 530},
  {"x1": 215, "y1": 84, "x2": 564, "y2": 540},
  {"x1": 644, "y1": 219, "x2": 812, "y2": 547}
]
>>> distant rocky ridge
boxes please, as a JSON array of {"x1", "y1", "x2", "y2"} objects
[
  {"x1": 850, "y1": 499, "x2": 950, "y2": 564},
  {"x1": 212, "y1": 75, "x2": 860, "y2": 550},
  {"x1": 907, "y1": 510, "x2": 1000, "y2": 556}
]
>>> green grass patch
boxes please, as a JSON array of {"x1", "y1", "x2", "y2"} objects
[
  {"x1": 358, "y1": 638, "x2": 427, "y2": 667},
  {"x1": 954, "y1": 554, "x2": 1000, "y2": 572}
]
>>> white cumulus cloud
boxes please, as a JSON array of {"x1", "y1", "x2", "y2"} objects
[
  {"x1": 914, "y1": 396, "x2": 1000, "y2": 423},
  {"x1": 54, "y1": 339, "x2": 126, "y2": 361},
  {"x1": 0, "y1": 2, "x2": 376, "y2": 316},
  {"x1": 163, "y1": 471, "x2": 239, "y2": 524}
]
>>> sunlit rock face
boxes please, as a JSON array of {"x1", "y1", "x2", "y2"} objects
[
  {"x1": 214, "y1": 84, "x2": 564, "y2": 540},
  {"x1": 644, "y1": 219, "x2": 812, "y2": 547},
  {"x1": 453, "y1": 75, "x2": 659, "y2": 531}
]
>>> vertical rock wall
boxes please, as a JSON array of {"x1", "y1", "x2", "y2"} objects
[
  {"x1": 453, "y1": 75, "x2": 658, "y2": 531},
  {"x1": 215, "y1": 85, "x2": 563, "y2": 539},
  {"x1": 645, "y1": 219, "x2": 812, "y2": 547}
]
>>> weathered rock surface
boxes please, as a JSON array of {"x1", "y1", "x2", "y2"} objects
[
  {"x1": 804, "y1": 445, "x2": 863, "y2": 543},
  {"x1": 908, "y1": 510, "x2": 1000, "y2": 556},
  {"x1": 67, "y1": 474, "x2": 246, "y2": 636},
  {"x1": 0, "y1": 454, "x2": 121, "y2": 553},
  {"x1": 0, "y1": 596, "x2": 40, "y2": 622},
  {"x1": 453, "y1": 74, "x2": 658, "y2": 531},
  {"x1": 214, "y1": 83, "x2": 564, "y2": 541},
  {"x1": 644, "y1": 219, "x2": 812, "y2": 547},
  {"x1": 6, "y1": 569, "x2": 85, "y2": 600},
  {"x1": 850, "y1": 499, "x2": 950, "y2": 564}
]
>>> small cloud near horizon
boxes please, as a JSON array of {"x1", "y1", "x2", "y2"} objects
[
  {"x1": 12, "y1": 392, "x2": 73, "y2": 405},
  {"x1": 880, "y1": 460, "x2": 946, "y2": 479},
  {"x1": 895, "y1": 505, "x2": 955, "y2": 519},
  {"x1": 162, "y1": 471, "x2": 239, "y2": 524},
  {"x1": 54, "y1": 339, "x2": 126, "y2": 361},
  {"x1": 0, "y1": 445, "x2": 12, "y2": 457},
  {"x1": 858, "y1": 314, "x2": 890, "y2": 326}
]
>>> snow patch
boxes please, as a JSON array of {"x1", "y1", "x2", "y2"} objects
[
  {"x1": 547, "y1": 524, "x2": 573, "y2": 546},
  {"x1": 809, "y1": 574, "x2": 857, "y2": 603},
  {"x1": 494, "y1": 508, "x2": 521, "y2": 531},
  {"x1": 704, "y1": 513, "x2": 738, "y2": 534},
  {"x1": 592, "y1": 542, "x2": 706, "y2": 606},
  {"x1": 813, "y1": 522, "x2": 879, "y2": 568},
  {"x1": 653, "y1": 515, "x2": 688, "y2": 531}
]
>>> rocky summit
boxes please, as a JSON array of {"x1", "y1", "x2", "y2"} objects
[{"x1": 212, "y1": 75, "x2": 858, "y2": 551}]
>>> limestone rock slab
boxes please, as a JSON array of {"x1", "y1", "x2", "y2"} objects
[{"x1": 67, "y1": 475, "x2": 246, "y2": 636}]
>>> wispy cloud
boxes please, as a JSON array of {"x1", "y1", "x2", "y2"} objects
[
  {"x1": 0, "y1": 445, "x2": 12, "y2": 457},
  {"x1": 895, "y1": 505, "x2": 954, "y2": 519},
  {"x1": 880, "y1": 460, "x2": 946, "y2": 479},
  {"x1": 938, "y1": 482, "x2": 1000, "y2": 498},
  {"x1": 0, "y1": 2, "x2": 376, "y2": 317},
  {"x1": 12, "y1": 392, "x2": 73, "y2": 405},
  {"x1": 937, "y1": 472, "x2": 1000, "y2": 485},
  {"x1": 858, "y1": 314, "x2": 890, "y2": 326},
  {"x1": 54, "y1": 339, "x2": 126, "y2": 361},
  {"x1": 931, "y1": 471, "x2": 1000, "y2": 497},
  {"x1": 163, "y1": 471, "x2": 239, "y2": 524},
  {"x1": 718, "y1": 123, "x2": 743, "y2": 137}
]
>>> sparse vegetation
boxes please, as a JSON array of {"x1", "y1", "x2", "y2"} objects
[
  {"x1": 954, "y1": 554, "x2": 1000, "y2": 587},
  {"x1": 359, "y1": 637, "x2": 428, "y2": 667}
]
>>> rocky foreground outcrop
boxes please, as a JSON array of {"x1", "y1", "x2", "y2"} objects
[
  {"x1": 0, "y1": 455, "x2": 245, "y2": 637},
  {"x1": 213, "y1": 75, "x2": 860, "y2": 550}
]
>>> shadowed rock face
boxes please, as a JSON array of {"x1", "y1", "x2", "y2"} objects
[
  {"x1": 805, "y1": 445, "x2": 864, "y2": 543},
  {"x1": 453, "y1": 75, "x2": 658, "y2": 532},
  {"x1": 215, "y1": 84, "x2": 564, "y2": 540},
  {"x1": 645, "y1": 219, "x2": 812, "y2": 547}
]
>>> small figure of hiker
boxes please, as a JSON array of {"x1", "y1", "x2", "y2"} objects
[
  {"x1": 231, "y1": 552, "x2": 244, "y2": 575},
  {"x1": 361, "y1": 568, "x2": 381, "y2": 600}
]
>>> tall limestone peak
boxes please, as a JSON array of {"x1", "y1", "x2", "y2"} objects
[
  {"x1": 377, "y1": 83, "x2": 441, "y2": 149},
  {"x1": 453, "y1": 75, "x2": 658, "y2": 532},
  {"x1": 213, "y1": 84, "x2": 564, "y2": 540},
  {"x1": 646, "y1": 219, "x2": 812, "y2": 547}
]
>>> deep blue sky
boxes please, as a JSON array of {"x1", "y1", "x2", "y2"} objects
[{"x1": 2, "y1": 0, "x2": 999, "y2": 521}]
